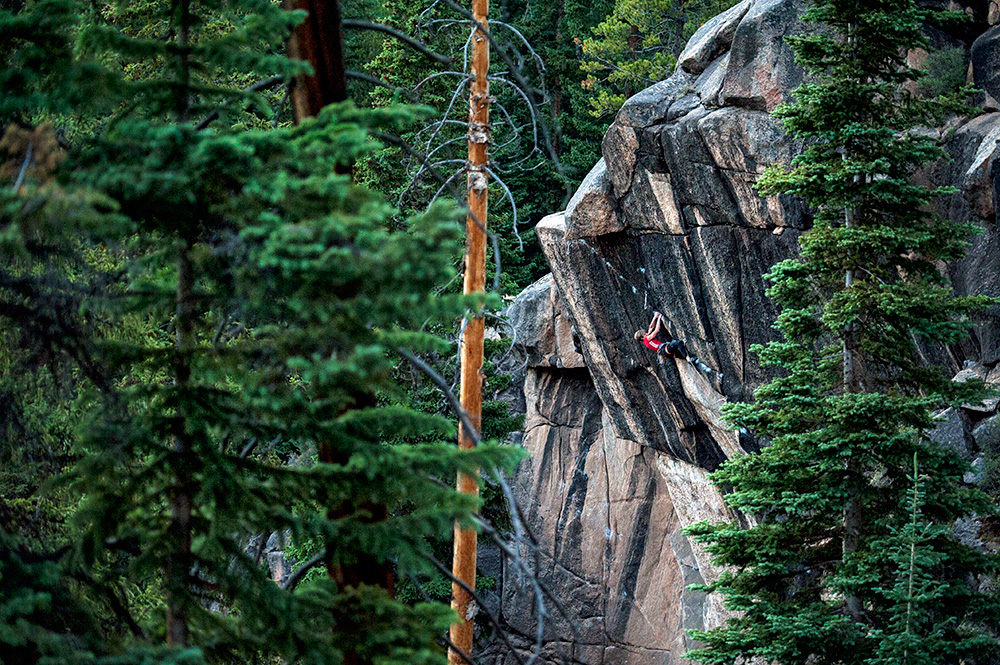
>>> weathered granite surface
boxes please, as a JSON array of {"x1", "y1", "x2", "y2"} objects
[{"x1": 493, "y1": 1, "x2": 999, "y2": 664}]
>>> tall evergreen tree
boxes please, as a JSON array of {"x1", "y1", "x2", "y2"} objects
[
  {"x1": 1, "y1": 1, "x2": 519, "y2": 663},
  {"x1": 686, "y1": 2, "x2": 1000, "y2": 663},
  {"x1": 579, "y1": 0, "x2": 739, "y2": 117}
]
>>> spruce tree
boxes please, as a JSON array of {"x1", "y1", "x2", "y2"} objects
[
  {"x1": 685, "y1": 2, "x2": 1000, "y2": 663},
  {"x1": 1, "y1": 1, "x2": 519, "y2": 663}
]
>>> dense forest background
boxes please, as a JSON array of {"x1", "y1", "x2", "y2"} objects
[{"x1": 0, "y1": 0, "x2": 738, "y2": 663}]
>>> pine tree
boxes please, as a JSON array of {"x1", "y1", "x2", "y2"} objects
[
  {"x1": 1, "y1": 1, "x2": 520, "y2": 663},
  {"x1": 579, "y1": 0, "x2": 740, "y2": 117},
  {"x1": 685, "y1": 2, "x2": 1000, "y2": 663}
]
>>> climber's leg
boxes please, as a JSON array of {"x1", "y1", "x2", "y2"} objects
[
  {"x1": 689, "y1": 356, "x2": 711, "y2": 374},
  {"x1": 690, "y1": 356, "x2": 725, "y2": 393}
]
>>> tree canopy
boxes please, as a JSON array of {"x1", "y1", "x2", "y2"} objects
[
  {"x1": 687, "y1": 2, "x2": 1000, "y2": 663},
  {"x1": 1, "y1": 1, "x2": 520, "y2": 663}
]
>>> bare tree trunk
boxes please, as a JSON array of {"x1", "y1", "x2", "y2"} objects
[
  {"x1": 166, "y1": 0, "x2": 194, "y2": 646},
  {"x1": 450, "y1": 0, "x2": 490, "y2": 661},
  {"x1": 842, "y1": 142, "x2": 863, "y2": 623},
  {"x1": 283, "y1": 9, "x2": 393, "y2": 665},
  {"x1": 166, "y1": 239, "x2": 195, "y2": 647},
  {"x1": 284, "y1": 0, "x2": 349, "y2": 121},
  {"x1": 840, "y1": 19, "x2": 864, "y2": 622}
]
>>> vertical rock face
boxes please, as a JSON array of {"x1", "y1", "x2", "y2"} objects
[
  {"x1": 497, "y1": 1, "x2": 1000, "y2": 664},
  {"x1": 498, "y1": 277, "x2": 743, "y2": 665}
]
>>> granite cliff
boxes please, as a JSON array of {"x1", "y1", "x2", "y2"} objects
[{"x1": 492, "y1": 1, "x2": 1000, "y2": 663}]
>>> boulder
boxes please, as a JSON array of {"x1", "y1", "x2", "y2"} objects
[
  {"x1": 930, "y1": 407, "x2": 975, "y2": 460},
  {"x1": 565, "y1": 159, "x2": 622, "y2": 239},
  {"x1": 621, "y1": 169, "x2": 685, "y2": 234},
  {"x1": 616, "y1": 69, "x2": 695, "y2": 129},
  {"x1": 972, "y1": 25, "x2": 1000, "y2": 103},
  {"x1": 506, "y1": 289, "x2": 747, "y2": 664},
  {"x1": 602, "y1": 121, "x2": 640, "y2": 197},
  {"x1": 508, "y1": 273, "x2": 586, "y2": 370},
  {"x1": 677, "y1": 0, "x2": 753, "y2": 75},
  {"x1": 720, "y1": 0, "x2": 810, "y2": 111},
  {"x1": 694, "y1": 53, "x2": 729, "y2": 106},
  {"x1": 497, "y1": 2, "x2": 1000, "y2": 663},
  {"x1": 696, "y1": 107, "x2": 808, "y2": 228},
  {"x1": 973, "y1": 412, "x2": 1000, "y2": 454},
  {"x1": 950, "y1": 113, "x2": 1000, "y2": 220},
  {"x1": 665, "y1": 93, "x2": 702, "y2": 122}
]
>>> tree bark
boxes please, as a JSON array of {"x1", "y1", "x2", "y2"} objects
[
  {"x1": 166, "y1": 0, "x2": 194, "y2": 645},
  {"x1": 284, "y1": 0, "x2": 349, "y2": 121},
  {"x1": 283, "y1": 8, "x2": 392, "y2": 665},
  {"x1": 450, "y1": 0, "x2": 489, "y2": 661},
  {"x1": 842, "y1": 154, "x2": 863, "y2": 624},
  {"x1": 166, "y1": 239, "x2": 195, "y2": 648}
]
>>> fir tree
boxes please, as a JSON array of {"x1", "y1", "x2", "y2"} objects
[
  {"x1": 686, "y1": 2, "x2": 1000, "y2": 663},
  {"x1": 1, "y1": 0, "x2": 520, "y2": 663}
]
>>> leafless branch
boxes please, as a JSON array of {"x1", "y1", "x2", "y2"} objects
[
  {"x1": 485, "y1": 311, "x2": 523, "y2": 371},
  {"x1": 454, "y1": 315, "x2": 470, "y2": 391},
  {"x1": 342, "y1": 18, "x2": 452, "y2": 65},
  {"x1": 436, "y1": 0, "x2": 571, "y2": 200},
  {"x1": 415, "y1": 0, "x2": 446, "y2": 35},
  {"x1": 482, "y1": 165, "x2": 523, "y2": 249},
  {"x1": 430, "y1": 158, "x2": 468, "y2": 170},
  {"x1": 491, "y1": 21, "x2": 546, "y2": 74},
  {"x1": 479, "y1": 470, "x2": 584, "y2": 665},
  {"x1": 425, "y1": 556, "x2": 529, "y2": 665},
  {"x1": 346, "y1": 70, "x2": 418, "y2": 102},
  {"x1": 487, "y1": 75, "x2": 539, "y2": 153},
  {"x1": 440, "y1": 633, "x2": 476, "y2": 665},
  {"x1": 489, "y1": 100, "x2": 522, "y2": 151},
  {"x1": 429, "y1": 167, "x2": 468, "y2": 207},
  {"x1": 12, "y1": 141, "x2": 32, "y2": 191},
  {"x1": 474, "y1": 513, "x2": 582, "y2": 664},
  {"x1": 195, "y1": 75, "x2": 285, "y2": 131},
  {"x1": 371, "y1": 134, "x2": 501, "y2": 294},
  {"x1": 415, "y1": 70, "x2": 470, "y2": 91},
  {"x1": 398, "y1": 136, "x2": 467, "y2": 203},
  {"x1": 424, "y1": 78, "x2": 470, "y2": 154},
  {"x1": 462, "y1": 27, "x2": 475, "y2": 76},
  {"x1": 415, "y1": 119, "x2": 474, "y2": 139},
  {"x1": 283, "y1": 549, "x2": 326, "y2": 591},
  {"x1": 396, "y1": 346, "x2": 481, "y2": 445}
]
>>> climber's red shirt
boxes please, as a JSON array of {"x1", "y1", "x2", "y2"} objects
[{"x1": 642, "y1": 335, "x2": 664, "y2": 352}]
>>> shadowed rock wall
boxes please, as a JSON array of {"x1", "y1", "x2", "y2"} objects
[{"x1": 496, "y1": 1, "x2": 1000, "y2": 664}]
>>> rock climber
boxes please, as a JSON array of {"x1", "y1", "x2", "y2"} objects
[{"x1": 635, "y1": 312, "x2": 724, "y2": 391}]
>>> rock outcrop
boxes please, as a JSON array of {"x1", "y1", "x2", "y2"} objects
[
  {"x1": 496, "y1": 1, "x2": 1000, "y2": 664},
  {"x1": 494, "y1": 276, "x2": 742, "y2": 665}
]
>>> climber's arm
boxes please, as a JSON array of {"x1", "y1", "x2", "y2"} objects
[{"x1": 648, "y1": 312, "x2": 662, "y2": 339}]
